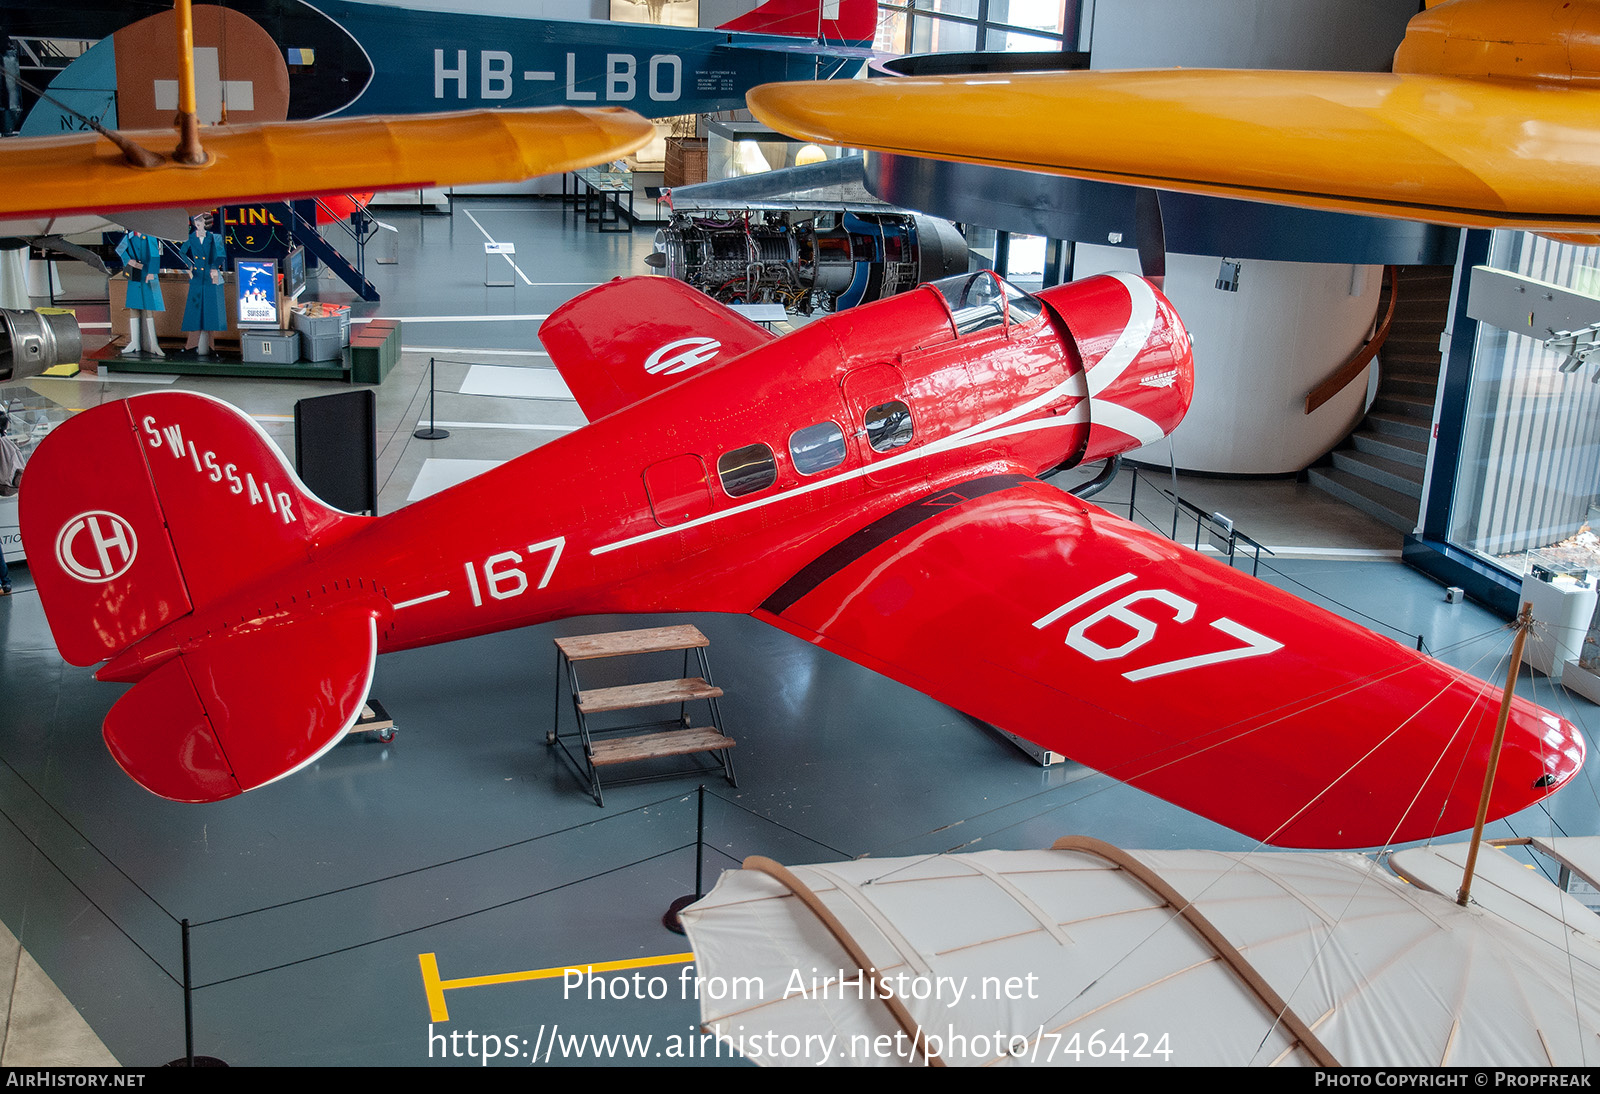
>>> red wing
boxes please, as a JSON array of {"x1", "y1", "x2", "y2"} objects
[
  {"x1": 540, "y1": 278, "x2": 773, "y2": 421},
  {"x1": 753, "y1": 476, "x2": 1583, "y2": 848}
]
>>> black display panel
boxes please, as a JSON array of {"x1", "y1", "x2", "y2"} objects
[{"x1": 294, "y1": 388, "x2": 376, "y2": 516}]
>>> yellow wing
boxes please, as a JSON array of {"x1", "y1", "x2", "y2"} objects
[
  {"x1": 0, "y1": 107, "x2": 653, "y2": 221},
  {"x1": 746, "y1": 69, "x2": 1600, "y2": 233}
]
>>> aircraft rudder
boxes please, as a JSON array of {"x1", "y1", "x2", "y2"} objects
[
  {"x1": 717, "y1": 0, "x2": 877, "y2": 44},
  {"x1": 20, "y1": 399, "x2": 192, "y2": 667},
  {"x1": 21, "y1": 391, "x2": 364, "y2": 667}
]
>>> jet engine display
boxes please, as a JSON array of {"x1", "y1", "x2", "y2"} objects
[
  {"x1": 0, "y1": 307, "x2": 80, "y2": 382},
  {"x1": 651, "y1": 211, "x2": 968, "y2": 315}
]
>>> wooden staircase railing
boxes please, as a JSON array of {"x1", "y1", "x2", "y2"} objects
[{"x1": 1304, "y1": 265, "x2": 1397, "y2": 415}]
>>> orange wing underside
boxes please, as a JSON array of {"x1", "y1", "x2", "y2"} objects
[
  {"x1": 0, "y1": 107, "x2": 653, "y2": 221},
  {"x1": 746, "y1": 69, "x2": 1600, "y2": 233}
]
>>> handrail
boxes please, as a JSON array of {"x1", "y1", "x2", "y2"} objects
[{"x1": 1304, "y1": 265, "x2": 1397, "y2": 414}]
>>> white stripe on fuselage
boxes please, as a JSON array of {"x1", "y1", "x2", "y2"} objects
[
  {"x1": 589, "y1": 274, "x2": 1159, "y2": 558},
  {"x1": 1088, "y1": 273, "x2": 1158, "y2": 397}
]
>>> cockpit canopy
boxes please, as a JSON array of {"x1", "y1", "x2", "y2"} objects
[{"x1": 924, "y1": 271, "x2": 1045, "y2": 336}]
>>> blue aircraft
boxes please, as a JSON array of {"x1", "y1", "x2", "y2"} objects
[{"x1": 0, "y1": 0, "x2": 874, "y2": 136}]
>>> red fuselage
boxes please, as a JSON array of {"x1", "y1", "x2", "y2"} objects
[{"x1": 103, "y1": 273, "x2": 1190, "y2": 676}]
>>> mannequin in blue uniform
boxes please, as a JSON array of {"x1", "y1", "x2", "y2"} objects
[
  {"x1": 114, "y1": 231, "x2": 165, "y2": 357},
  {"x1": 180, "y1": 212, "x2": 227, "y2": 355}
]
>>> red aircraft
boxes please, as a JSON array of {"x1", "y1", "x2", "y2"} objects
[{"x1": 19, "y1": 272, "x2": 1586, "y2": 847}]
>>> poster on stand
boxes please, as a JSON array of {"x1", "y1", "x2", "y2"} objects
[{"x1": 236, "y1": 258, "x2": 279, "y2": 327}]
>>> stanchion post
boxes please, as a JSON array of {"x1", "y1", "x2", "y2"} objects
[
  {"x1": 164, "y1": 918, "x2": 227, "y2": 1067},
  {"x1": 694, "y1": 783, "x2": 705, "y2": 900},
  {"x1": 183, "y1": 918, "x2": 193, "y2": 1067},
  {"x1": 664, "y1": 784, "x2": 708, "y2": 934},
  {"x1": 414, "y1": 356, "x2": 450, "y2": 440}
]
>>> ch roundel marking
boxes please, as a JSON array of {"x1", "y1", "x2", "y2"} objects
[
  {"x1": 644, "y1": 336, "x2": 721, "y2": 376},
  {"x1": 55, "y1": 511, "x2": 139, "y2": 584}
]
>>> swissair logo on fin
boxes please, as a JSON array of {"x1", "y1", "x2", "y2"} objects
[
  {"x1": 644, "y1": 337, "x2": 721, "y2": 376},
  {"x1": 56, "y1": 511, "x2": 138, "y2": 583}
]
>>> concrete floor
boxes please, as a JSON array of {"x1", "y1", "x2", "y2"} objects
[{"x1": 3, "y1": 198, "x2": 1598, "y2": 1067}]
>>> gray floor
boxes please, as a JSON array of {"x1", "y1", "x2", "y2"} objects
[{"x1": 4, "y1": 199, "x2": 1599, "y2": 1067}]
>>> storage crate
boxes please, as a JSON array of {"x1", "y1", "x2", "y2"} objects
[
  {"x1": 291, "y1": 304, "x2": 351, "y2": 347},
  {"x1": 301, "y1": 329, "x2": 344, "y2": 362},
  {"x1": 241, "y1": 329, "x2": 301, "y2": 364},
  {"x1": 350, "y1": 320, "x2": 400, "y2": 384},
  {"x1": 664, "y1": 137, "x2": 707, "y2": 187}
]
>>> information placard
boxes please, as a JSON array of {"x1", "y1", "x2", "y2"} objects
[{"x1": 236, "y1": 257, "x2": 280, "y2": 327}]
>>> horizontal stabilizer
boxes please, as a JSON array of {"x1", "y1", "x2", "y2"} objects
[
  {"x1": 540, "y1": 277, "x2": 773, "y2": 420},
  {"x1": 103, "y1": 605, "x2": 378, "y2": 802}
]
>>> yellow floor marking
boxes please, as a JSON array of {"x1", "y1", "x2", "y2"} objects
[{"x1": 419, "y1": 950, "x2": 696, "y2": 1022}]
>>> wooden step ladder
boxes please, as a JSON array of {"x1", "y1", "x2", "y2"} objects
[{"x1": 549, "y1": 624, "x2": 737, "y2": 805}]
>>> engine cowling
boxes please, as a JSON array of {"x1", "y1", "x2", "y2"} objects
[{"x1": 1038, "y1": 273, "x2": 1194, "y2": 466}]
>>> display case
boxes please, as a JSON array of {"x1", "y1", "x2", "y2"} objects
[
  {"x1": 0, "y1": 385, "x2": 68, "y2": 563},
  {"x1": 704, "y1": 118, "x2": 842, "y2": 181}
]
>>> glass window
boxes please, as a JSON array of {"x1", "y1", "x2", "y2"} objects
[
  {"x1": 926, "y1": 0, "x2": 981, "y2": 17},
  {"x1": 1448, "y1": 231, "x2": 1600, "y2": 574},
  {"x1": 864, "y1": 401, "x2": 914, "y2": 452},
  {"x1": 989, "y1": 0, "x2": 1067, "y2": 34},
  {"x1": 875, "y1": 7, "x2": 909, "y2": 54},
  {"x1": 986, "y1": 27, "x2": 1063, "y2": 51},
  {"x1": 879, "y1": 1, "x2": 1074, "y2": 59},
  {"x1": 911, "y1": 14, "x2": 979, "y2": 52},
  {"x1": 790, "y1": 421, "x2": 847, "y2": 475},
  {"x1": 1005, "y1": 235, "x2": 1048, "y2": 292},
  {"x1": 718, "y1": 443, "x2": 777, "y2": 497},
  {"x1": 966, "y1": 226, "x2": 998, "y2": 273}
]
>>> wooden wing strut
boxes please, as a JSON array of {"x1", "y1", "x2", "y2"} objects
[
  {"x1": 741, "y1": 855, "x2": 947, "y2": 1067},
  {"x1": 1051, "y1": 836, "x2": 1341, "y2": 1067}
]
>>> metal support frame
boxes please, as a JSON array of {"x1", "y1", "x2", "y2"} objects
[{"x1": 548, "y1": 642, "x2": 735, "y2": 807}]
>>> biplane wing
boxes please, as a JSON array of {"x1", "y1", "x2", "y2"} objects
[
  {"x1": 746, "y1": 68, "x2": 1600, "y2": 235},
  {"x1": 746, "y1": 0, "x2": 1600, "y2": 236},
  {"x1": 0, "y1": 107, "x2": 654, "y2": 223}
]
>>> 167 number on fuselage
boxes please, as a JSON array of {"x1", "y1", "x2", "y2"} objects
[{"x1": 1033, "y1": 573, "x2": 1282, "y2": 682}]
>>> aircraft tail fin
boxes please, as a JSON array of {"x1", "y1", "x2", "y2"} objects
[
  {"x1": 21, "y1": 391, "x2": 368, "y2": 667},
  {"x1": 21, "y1": 391, "x2": 380, "y2": 800},
  {"x1": 717, "y1": 0, "x2": 876, "y2": 43}
]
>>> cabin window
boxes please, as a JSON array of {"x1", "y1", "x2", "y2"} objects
[
  {"x1": 789, "y1": 421, "x2": 846, "y2": 475},
  {"x1": 718, "y1": 443, "x2": 778, "y2": 497},
  {"x1": 864, "y1": 401, "x2": 914, "y2": 452}
]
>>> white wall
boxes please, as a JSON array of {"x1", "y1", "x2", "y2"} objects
[
  {"x1": 1087, "y1": 0, "x2": 1417, "y2": 71},
  {"x1": 1075, "y1": 245, "x2": 1381, "y2": 474},
  {"x1": 1071, "y1": 0, "x2": 1410, "y2": 473}
]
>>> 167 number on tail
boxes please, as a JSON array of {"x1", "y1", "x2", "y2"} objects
[{"x1": 1033, "y1": 573, "x2": 1281, "y2": 681}]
